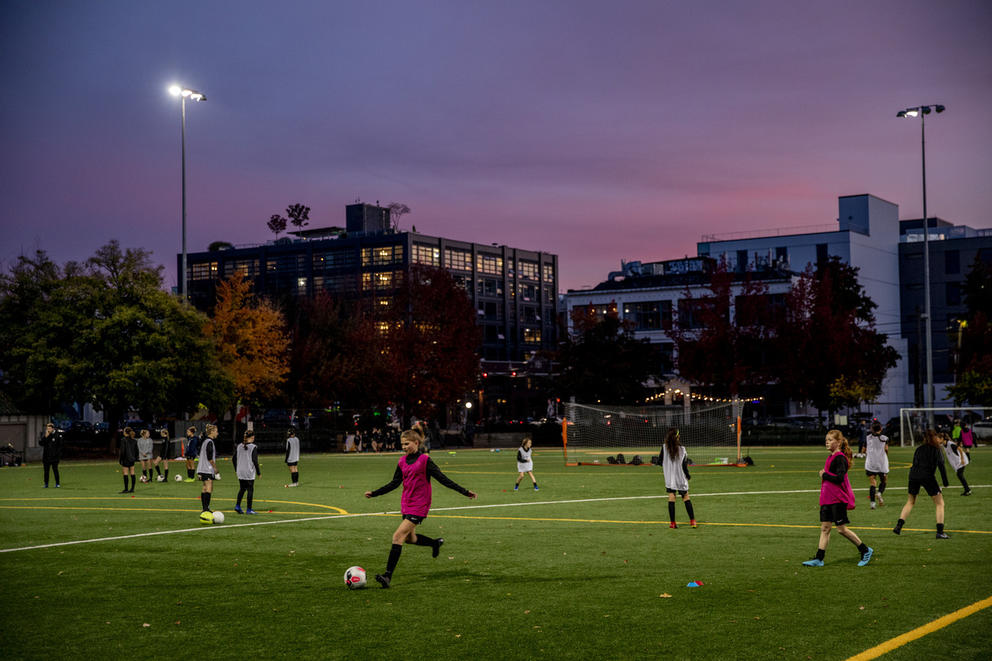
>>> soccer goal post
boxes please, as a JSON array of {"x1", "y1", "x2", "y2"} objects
[
  {"x1": 898, "y1": 407, "x2": 992, "y2": 447},
  {"x1": 562, "y1": 401, "x2": 743, "y2": 466}
]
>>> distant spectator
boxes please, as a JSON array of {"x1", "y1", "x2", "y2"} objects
[{"x1": 39, "y1": 422, "x2": 63, "y2": 488}]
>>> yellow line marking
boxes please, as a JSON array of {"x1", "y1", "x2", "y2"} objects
[
  {"x1": 847, "y1": 595, "x2": 992, "y2": 661},
  {"x1": 0, "y1": 497, "x2": 347, "y2": 514},
  {"x1": 0, "y1": 505, "x2": 343, "y2": 515}
]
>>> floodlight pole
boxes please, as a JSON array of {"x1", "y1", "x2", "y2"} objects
[{"x1": 169, "y1": 85, "x2": 207, "y2": 303}]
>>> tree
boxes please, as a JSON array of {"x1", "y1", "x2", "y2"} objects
[
  {"x1": 387, "y1": 202, "x2": 411, "y2": 231},
  {"x1": 776, "y1": 257, "x2": 899, "y2": 413},
  {"x1": 205, "y1": 274, "x2": 290, "y2": 412},
  {"x1": 948, "y1": 255, "x2": 992, "y2": 405},
  {"x1": 0, "y1": 244, "x2": 232, "y2": 440},
  {"x1": 557, "y1": 306, "x2": 660, "y2": 404},
  {"x1": 669, "y1": 263, "x2": 778, "y2": 395},
  {"x1": 267, "y1": 203, "x2": 310, "y2": 237},
  {"x1": 380, "y1": 265, "x2": 480, "y2": 424}
]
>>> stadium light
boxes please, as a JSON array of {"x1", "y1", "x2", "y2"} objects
[
  {"x1": 168, "y1": 83, "x2": 207, "y2": 303},
  {"x1": 897, "y1": 103, "x2": 945, "y2": 420}
]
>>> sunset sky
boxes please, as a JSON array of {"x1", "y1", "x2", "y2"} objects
[{"x1": 1, "y1": 0, "x2": 990, "y2": 292}]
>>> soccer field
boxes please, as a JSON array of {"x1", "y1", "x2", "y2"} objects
[{"x1": 1, "y1": 447, "x2": 990, "y2": 660}]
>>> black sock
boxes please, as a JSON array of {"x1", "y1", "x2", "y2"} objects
[
  {"x1": 857, "y1": 542, "x2": 869, "y2": 554},
  {"x1": 141, "y1": 469, "x2": 147, "y2": 479},
  {"x1": 896, "y1": 518, "x2": 905, "y2": 529},
  {"x1": 188, "y1": 468, "x2": 194, "y2": 479},
  {"x1": 385, "y1": 543, "x2": 402, "y2": 576},
  {"x1": 815, "y1": 549, "x2": 825, "y2": 561},
  {"x1": 667, "y1": 501, "x2": 676, "y2": 523},
  {"x1": 937, "y1": 522, "x2": 944, "y2": 533},
  {"x1": 685, "y1": 500, "x2": 695, "y2": 520},
  {"x1": 155, "y1": 465, "x2": 161, "y2": 475},
  {"x1": 123, "y1": 475, "x2": 129, "y2": 490},
  {"x1": 201, "y1": 492, "x2": 212, "y2": 511},
  {"x1": 164, "y1": 469, "x2": 169, "y2": 479},
  {"x1": 878, "y1": 477, "x2": 886, "y2": 494},
  {"x1": 292, "y1": 472, "x2": 299, "y2": 484},
  {"x1": 129, "y1": 475, "x2": 135, "y2": 490},
  {"x1": 412, "y1": 534, "x2": 435, "y2": 548},
  {"x1": 869, "y1": 485, "x2": 876, "y2": 502}
]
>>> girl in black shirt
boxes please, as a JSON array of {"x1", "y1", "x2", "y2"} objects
[{"x1": 893, "y1": 430, "x2": 950, "y2": 539}]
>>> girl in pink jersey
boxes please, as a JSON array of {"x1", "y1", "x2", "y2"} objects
[
  {"x1": 802, "y1": 429, "x2": 874, "y2": 568},
  {"x1": 365, "y1": 428, "x2": 477, "y2": 588}
]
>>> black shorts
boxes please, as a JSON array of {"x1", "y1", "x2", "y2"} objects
[
  {"x1": 119, "y1": 460, "x2": 135, "y2": 468},
  {"x1": 197, "y1": 473, "x2": 214, "y2": 482},
  {"x1": 286, "y1": 461, "x2": 298, "y2": 467},
  {"x1": 864, "y1": 470, "x2": 887, "y2": 478},
  {"x1": 819, "y1": 503, "x2": 850, "y2": 526},
  {"x1": 907, "y1": 477, "x2": 941, "y2": 497},
  {"x1": 402, "y1": 514, "x2": 426, "y2": 525},
  {"x1": 155, "y1": 441, "x2": 175, "y2": 460},
  {"x1": 666, "y1": 488, "x2": 688, "y2": 496}
]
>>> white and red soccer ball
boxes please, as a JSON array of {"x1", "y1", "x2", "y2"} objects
[{"x1": 344, "y1": 566, "x2": 366, "y2": 589}]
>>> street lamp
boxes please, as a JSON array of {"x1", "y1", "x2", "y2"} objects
[
  {"x1": 896, "y1": 104, "x2": 945, "y2": 417},
  {"x1": 168, "y1": 84, "x2": 207, "y2": 302}
]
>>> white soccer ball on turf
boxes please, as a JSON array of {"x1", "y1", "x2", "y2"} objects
[
  {"x1": 344, "y1": 566, "x2": 367, "y2": 589},
  {"x1": 212, "y1": 511, "x2": 225, "y2": 524},
  {"x1": 157, "y1": 475, "x2": 165, "y2": 482},
  {"x1": 174, "y1": 474, "x2": 183, "y2": 482}
]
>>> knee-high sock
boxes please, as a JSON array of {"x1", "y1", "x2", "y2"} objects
[
  {"x1": 879, "y1": 475, "x2": 887, "y2": 494},
  {"x1": 667, "y1": 501, "x2": 676, "y2": 523},
  {"x1": 201, "y1": 492, "x2": 211, "y2": 511},
  {"x1": 155, "y1": 465, "x2": 161, "y2": 475},
  {"x1": 412, "y1": 534, "x2": 435, "y2": 547},
  {"x1": 129, "y1": 475, "x2": 135, "y2": 490},
  {"x1": 869, "y1": 485, "x2": 876, "y2": 502},
  {"x1": 123, "y1": 475, "x2": 129, "y2": 490},
  {"x1": 291, "y1": 472, "x2": 299, "y2": 484},
  {"x1": 684, "y1": 499, "x2": 695, "y2": 520},
  {"x1": 385, "y1": 543, "x2": 402, "y2": 576}
]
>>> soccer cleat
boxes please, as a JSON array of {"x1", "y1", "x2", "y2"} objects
[
  {"x1": 534, "y1": 485, "x2": 539, "y2": 491},
  {"x1": 375, "y1": 573, "x2": 391, "y2": 589},
  {"x1": 877, "y1": 494, "x2": 884, "y2": 506},
  {"x1": 858, "y1": 547, "x2": 874, "y2": 567},
  {"x1": 870, "y1": 502, "x2": 876, "y2": 510},
  {"x1": 246, "y1": 509, "x2": 258, "y2": 515},
  {"x1": 183, "y1": 478, "x2": 195, "y2": 483},
  {"x1": 119, "y1": 489, "x2": 129, "y2": 494},
  {"x1": 234, "y1": 506, "x2": 243, "y2": 514},
  {"x1": 513, "y1": 485, "x2": 519, "y2": 491},
  {"x1": 936, "y1": 531, "x2": 950, "y2": 539},
  {"x1": 433, "y1": 538, "x2": 444, "y2": 559},
  {"x1": 690, "y1": 520, "x2": 697, "y2": 528},
  {"x1": 963, "y1": 490, "x2": 972, "y2": 496},
  {"x1": 802, "y1": 559, "x2": 824, "y2": 567},
  {"x1": 55, "y1": 484, "x2": 60, "y2": 488},
  {"x1": 669, "y1": 522, "x2": 678, "y2": 529},
  {"x1": 44, "y1": 485, "x2": 48, "y2": 488}
]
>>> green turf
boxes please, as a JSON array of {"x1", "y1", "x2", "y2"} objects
[{"x1": 1, "y1": 446, "x2": 990, "y2": 660}]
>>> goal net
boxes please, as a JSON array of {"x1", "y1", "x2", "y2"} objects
[
  {"x1": 898, "y1": 407, "x2": 992, "y2": 447},
  {"x1": 562, "y1": 401, "x2": 742, "y2": 466}
]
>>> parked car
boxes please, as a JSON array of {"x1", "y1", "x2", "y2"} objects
[{"x1": 972, "y1": 419, "x2": 992, "y2": 441}]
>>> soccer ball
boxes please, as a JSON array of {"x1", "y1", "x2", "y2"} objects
[
  {"x1": 156, "y1": 475, "x2": 165, "y2": 482},
  {"x1": 212, "y1": 511, "x2": 225, "y2": 524},
  {"x1": 199, "y1": 511, "x2": 214, "y2": 525},
  {"x1": 174, "y1": 474, "x2": 183, "y2": 482},
  {"x1": 344, "y1": 566, "x2": 367, "y2": 589}
]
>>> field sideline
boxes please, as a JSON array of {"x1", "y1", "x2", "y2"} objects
[{"x1": 1, "y1": 446, "x2": 990, "y2": 660}]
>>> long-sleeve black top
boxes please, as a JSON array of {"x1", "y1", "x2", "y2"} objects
[
  {"x1": 39, "y1": 431, "x2": 63, "y2": 463},
  {"x1": 909, "y1": 444, "x2": 949, "y2": 485},
  {"x1": 369, "y1": 452, "x2": 472, "y2": 498},
  {"x1": 821, "y1": 454, "x2": 849, "y2": 485}
]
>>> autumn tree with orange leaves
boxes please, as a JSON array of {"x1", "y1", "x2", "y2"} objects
[{"x1": 205, "y1": 275, "x2": 290, "y2": 413}]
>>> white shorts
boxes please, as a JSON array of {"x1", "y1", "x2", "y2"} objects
[{"x1": 517, "y1": 462, "x2": 533, "y2": 473}]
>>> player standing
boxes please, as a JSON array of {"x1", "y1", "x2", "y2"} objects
[
  {"x1": 803, "y1": 430, "x2": 873, "y2": 567},
  {"x1": 285, "y1": 427, "x2": 300, "y2": 487},
  {"x1": 152, "y1": 429, "x2": 172, "y2": 482},
  {"x1": 864, "y1": 421, "x2": 889, "y2": 509},
  {"x1": 137, "y1": 429, "x2": 154, "y2": 483},
  {"x1": 893, "y1": 429, "x2": 950, "y2": 538},
  {"x1": 944, "y1": 431, "x2": 971, "y2": 496},
  {"x1": 234, "y1": 429, "x2": 261, "y2": 514},
  {"x1": 660, "y1": 428, "x2": 696, "y2": 528},
  {"x1": 183, "y1": 426, "x2": 199, "y2": 482},
  {"x1": 39, "y1": 422, "x2": 63, "y2": 488},
  {"x1": 196, "y1": 424, "x2": 220, "y2": 513},
  {"x1": 365, "y1": 429, "x2": 477, "y2": 588},
  {"x1": 118, "y1": 426, "x2": 138, "y2": 493},
  {"x1": 514, "y1": 437, "x2": 538, "y2": 491}
]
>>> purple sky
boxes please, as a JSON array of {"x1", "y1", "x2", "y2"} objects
[{"x1": 2, "y1": 1, "x2": 990, "y2": 292}]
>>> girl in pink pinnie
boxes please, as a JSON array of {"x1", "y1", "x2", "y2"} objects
[{"x1": 365, "y1": 429, "x2": 477, "y2": 588}]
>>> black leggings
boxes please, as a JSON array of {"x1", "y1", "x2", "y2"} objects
[
  {"x1": 236, "y1": 479, "x2": 255, "y2": 509},
  {"x1": 43, "y1": 461, "x2": 60, "y2": 486},
  {"x1": 956, "y1": 467, "x2": 970, "y2": 492}
]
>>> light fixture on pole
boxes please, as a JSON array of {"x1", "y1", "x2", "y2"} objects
[
  {"x1": 896, "y1": 103, "x2": 945, "y2": 416},
  {"x1": 168, "y1": 84, "x2": 207, "y2": 302}
]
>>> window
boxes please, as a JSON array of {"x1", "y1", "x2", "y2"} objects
[
  {"x1": 946, "y1": 282, "x2": 961, "y2": 306},
  {"x1": 444, "y1": 248, "x2": 472, "y2": 271},
  {"x1": 543, "y1": 264, "x2": 555, "y2": 283},
  {"x1": 945, "y1": 250, "x2": 960, "y2": 275},
  {"x1": 678, "y1": 298, "x2": 722, "y2": 329},
  {"x1": 520, "y1": 284, "x2": 537, "y2": 301},
  {"x1": 623, "y1": 301, "x2": 662, "y2": 331},
  {"x1": 476, "y1": 253, "x2": 503, "y2": 275},
  {"x1": 816, "y1": 243, "x2": 829, "y2": 264},
  {"x1": 267, "y1": 254, "x2": 306, "y2": 274},
  {"x1": 362, "y1": 270, "x2": 403, "y2": 291},
  {"x1": 518, "y1": 260, "x2": 539, "y2": 280},
  {"x1": 476, "y1": 278, "x2": 503, "y2": 297},
  {"x1": 412, "y1": 243, "x2": 440, "y2": 266},
  {"x1": 736, "y1": 250, "x2": 748, "y2": 272},
  {"x1": 223, "y1": 259, "x2": 260, "y2": 278},
  {"x1": 190, "y1": 261, "x2": 218, "y2": 280},
  {"x1": 736, "y1": 293, "x2": 786, "y2": 327},
  {"x1": 314, "y1": 273, "x2": 357, "y2": 293},
  {"x1": 523, "y1": 328, "x2": 541, "y2": 343},
  {"x1": 313, "y1": 250, "x2": 357, "y2": 272},
  {"x1": 775, "y1": 246, "x2": 788, "y2": 267},
  {"x1": 362, "y1": 245, "x2": 403, "y2": 266}
]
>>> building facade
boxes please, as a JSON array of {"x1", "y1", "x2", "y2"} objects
[{"x1": 183, "y1": 204, "x2": 559, "y2": 367}]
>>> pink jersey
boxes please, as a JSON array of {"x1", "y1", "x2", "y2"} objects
[
  {"x1": 819, "y1": 451, "x2": 855, "y2": 509},
  {"x1": 400, "y1": 453, "x2": 432, "y2": 517}
]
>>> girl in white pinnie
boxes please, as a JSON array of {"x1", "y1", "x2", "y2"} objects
[
  {"x1": 514, "y1": 438, "x2": 538, "y2": 491},
  {"x1": 864, "y1": 421, "x2": 889, "y2": 509}
]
